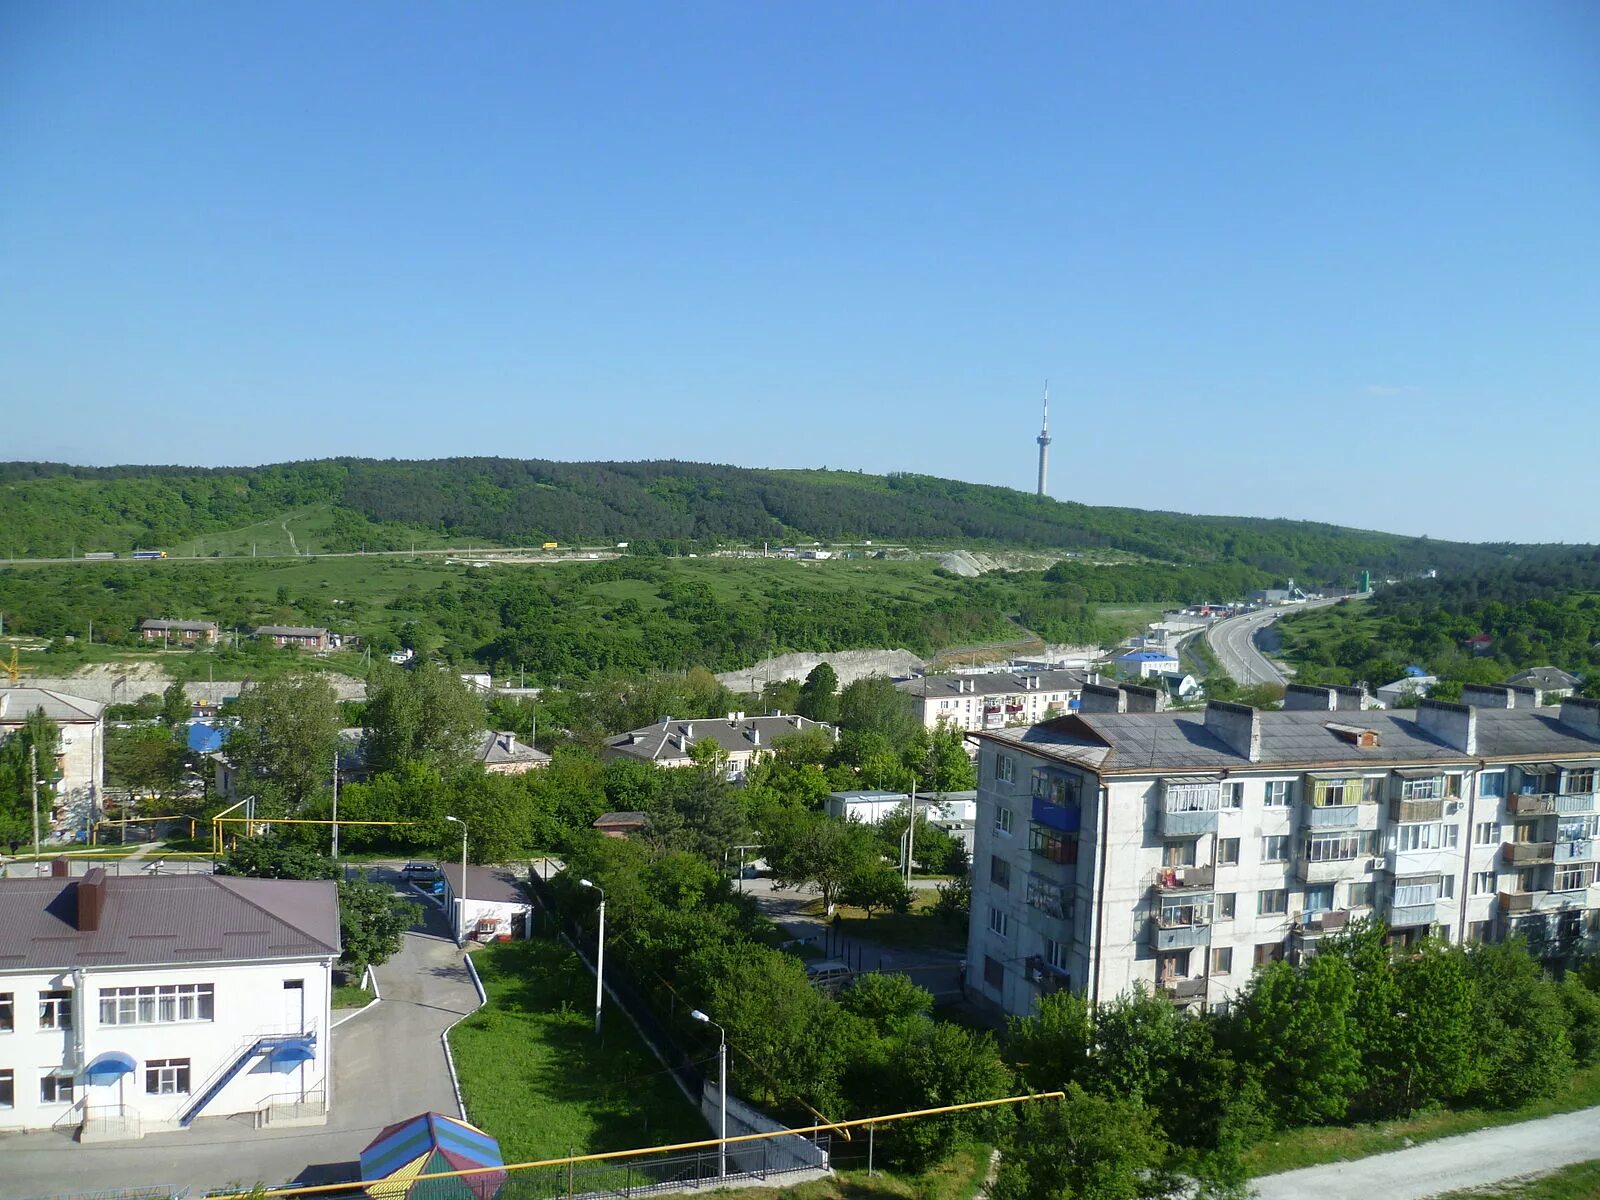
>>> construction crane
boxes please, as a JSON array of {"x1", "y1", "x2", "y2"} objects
[{"x1": 1, "y1": 647, "x2": 29, "y2": 686}]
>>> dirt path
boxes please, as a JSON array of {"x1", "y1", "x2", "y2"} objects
[{"x1": 1251, "y1": 1106, "x2": 1600, "y2": 1199}]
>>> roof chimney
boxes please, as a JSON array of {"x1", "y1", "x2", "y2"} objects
[
  {"x1": 50, "y1": 857, "x2": 71, "y2": 878},
  {"x1": 1415, "y1": 699, "x2": 1477, "y2": 755},
  {"x1": 1331, "y1": 686, "x2": 1365, "y2": 711},
  {"x1": 1205, "y1": 701, "x2": 1262, "y2": 762},
  {"x1": 1119, "y1": 683, "x2": 1162, "y2": 713},
  {"x1": 1461, "y1": 684, "x2": 1516, "y2": 709},
  {"x1": 1283, "y1": 684, "x2": 1338, "y2": 711},
  {"x1": 1079, "y1": 684, "x2": 1126, "y2": 714},
  {"x1": 1557, "y1": 697, "x2": 1600, "y2": 739},
  {"x1": 77, "y1": 867, "x2": 107, "y2": 933}
]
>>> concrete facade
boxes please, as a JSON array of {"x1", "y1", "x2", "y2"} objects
[
  {"x1": 898, "y1": 670, "x2": 1085, "y2": 733},
  {"x1": 0, "y1": 688, "x2": 106, "y2": 836}
]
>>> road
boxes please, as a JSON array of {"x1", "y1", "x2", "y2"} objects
[
  {"x1": 1, "y1": 875, "x2": 479, "y2": 1199},
  {"x1": 1204, "y1": 598, "x2": 1339, "y2": 688},
  {"x1": 1251, "y1": 1105, "x2": 1600, "y2": 1200}
]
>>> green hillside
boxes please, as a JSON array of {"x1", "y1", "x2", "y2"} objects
[{"x1": 0, "y1": 458, "x2": 1554, "y2": 581}]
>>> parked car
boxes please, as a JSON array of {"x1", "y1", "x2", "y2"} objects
[
  {"x1": 401, "y1": 862, "x2": 443, "y2": 883},
  {"x1": 804, "y1": 959, "x2": 854, "y2": 994}
]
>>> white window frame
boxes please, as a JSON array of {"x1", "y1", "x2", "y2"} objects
[
  {"x1": 1215, "y1": 892, "x2": 1236, "y2": 919},
  {"x1": 1397, "y1": 823, "x2": 1443, "y2": 852},
  {"x1": 1401, "y1": 776, "x2": 1441, "y2": 800},
  {"x1": 988, "y1": 906, "x2": 1010, "y2": 938},
  {"x1": 1045, "y1": 938, "x2": 1069, "y2": 972},
  {"x1": 995, "y1": 754, "x2": 1015, "y2": 784},
  {"x1": 1471, "y1": 871, "x2": 1496, "y2": 896},
  {"x1": 1257, "y1": 888, "x2": 1288, "y2": 916},
  {"x1": 1474, "y1": 822, "x2": 1497, "y2": 846},
  {"x1": 1394, "y1": 875, "x2": 1441, "y2": 907},
  {"x1": 37, "y1": 991, "x2": 71, "y2": 1031},
  {"x1": 98, "y1": 984, "x2": 215, "y2": 1026},
  {"x1": 1262, "y1": 834, "x2": 1289, "y2": 863},
  {"x1": 39, "y1": 1072, "x2": 74, "y2": 1105},
  {"x1": 1479, "y1": 771, "x2": 1506, "y2": 799},
  {"x1": 0, "y1": 992, "x2": 12, "y2": 1034},
  {"x1": 994, "y1": 805, "x2": 1013, "y2": 836},
  {"x1": 144, "y1": 1059, "x2": 191, "y2": 1096},
  {"x1": 1264, "y1": 781, "x2": 1293, "y2": 807}
]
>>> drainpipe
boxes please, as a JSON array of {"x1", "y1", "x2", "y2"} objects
[{"x1": 1090, "y1": 778, "x2": 1110, "y2": 1013}]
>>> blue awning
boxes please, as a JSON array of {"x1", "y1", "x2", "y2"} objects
[
  {"x1": 266, "y1": 1038, "x2": 316, "y2": 1071},
  {"x1": 84, "y1": 1052, "x2": 136, "y2": 1084}
]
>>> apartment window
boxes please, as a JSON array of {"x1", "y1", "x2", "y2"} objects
[
  {"x1": 1468, "y1": 920, "x2": 1492, "y2": 943},
  {"x1": 1445, "y1": 774, "x2": 1464, "y2": 799},
  {"x1": 1565, "y1": 769, "x2": 1596, "y2": 795},
  {"x1": 1262, "y1": 835, "x2": 1289, "y2": 863},
  {"x1": 1033, "y1": 768, "x2": 1083, "y2": 808},
  {"x1": 988, "y1": 906, "x2": 1010, "y2": 938},
  {"x1": 1557, "y1": 863, "x2": 1595, "y2": 892},
  {"x1": 1215, "y1": 893, "x2": 1236, "y2": 919},
  {"x1": 1254, "y1": 941, "x2": 1284, "y2": 967},
  {"x1": 982, "y1": 955, "x2": 1004, "y2": 993},
  {"x1": 990, "y1": 856, "x2": 1011, "y2": 890},
  {"x1": 0, "y1": 992, "x2": 12, "y2": 1033},
  {"x1": 1224, "y1": 782, "x2": 1244, "y2": 809},
  {"x1": 1472, "y1": 871, "x2": 1496, "y2": 896},
  {"x1": 1480, "y1": 772, "x2": 1506, "y2": 799},
  {"x1": 1439, "y1": 876, "x2": 1455, "y2": 900},
  {"x1": 1257, "y1": 889, "x2": 1288, "y2": 916},
  {"x1": 1401, "y1": 776, "x2": 1440, "y2": 800},
  {"x1": 1029, "y1": 824, "x2": 1078, "y2": 865},
  {"x1": 994, "y1": 806, "x2": 1013, "y2": 836},
  {"x1": 145, "y1": 1059, "x2": 191, "y2": 1096},
  {"x1": 1045, "y1": 938, "x2": 1070, "y2": 972},
  {"x1": 1211, "y1": 947, "x2": 1233, "y2": 975},
  {"x1": 995, "y1": 754, "x2": 1015, "y2": 784},
  {"x1": 0, "y1": 1069, "x2": 11, "y2": 1109},
  {"x1": 1217, "y1": 837, "x2": 1240, "y2": 866},
  {"x1": 1397, "y1": 823, "x2": 1444, "y2": 852},
  {"x1": 1027, "y1": 874, "x2": 1070, "y2": 920},
  {"x1": 1264, "y1": 781, "x2": 1293, "y2": 807},
  {"x1": 1443, "y1": 824, "x2": 1460, "y2": 849},
  {"x1": 99, "y1": 984, "x2": 214, "y2": 1026},
  {"x1": 1475, "y1": 822, "x2": 1498, "y2": 846},
  {"x1": 1165, "y1": 781, "x2": 1223, "y2": 814},
  {"x1": 1304, "y1": 832, "x2": 1363, "y2": 863},
  {"x1": 1161, "y1": 841, "x2": 1197, "y2": 868},
  {"x1": 38, "y1": 990, "x2": 72, "y2": 1030},
  {"x1": 1363, "y1": 776, "x2": 1385, "y2": 804},
  {"x1": 1311, "y1": 778, "x2": 1351, "y2": 807},
  {"x1": 1304, "y1": 884, "x2": 1335, "y2": 913},
  {"x1": 1348, "y1": 882, "x2": 1375, "y2": 908},
  {"x1": 1394, "y1": 875, "x2": 1441, "y2": 907},
  {"x1": 39, "y1": 1073, "x2": 74, "y2": 1104}
]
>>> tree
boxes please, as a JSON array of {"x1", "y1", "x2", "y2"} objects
[
  {"x1": 933, "y1": 873, "x2": 971, "y2": 925},
  {"x1": 838, "y1": 972, "x2": 934, "y2": 1032},
  {"x1": 908, "y1": 721, "x2": 978, "y2": 792},
  {"x1": 1390, "y1": 940, "x2": 1480, "y2": 1112},
  {"x1": 1007, "y1": 989, "x2": 1093, "y2": 1093},
  {"x1": 1232, "y1": 955, "x2": 1362, "y2": 1126},
  {"x1": 339, "y1": 872, "x2": 421, "y2": 975},
  {"x1": 764, "y1": 810, "x2": 878, "y2": 913},
  {"x1": 1558, "y1": 976, "x2": 1600, "y2": 1066},
  {"x1": 219, "y1": 837, "x2": 338, "y2": 880},
  {"x1": 839, "y1": 860, "x2": 912, "y2": 918},
  {"x1": 836, "y1": 675, "x2": 919, "y2": 748},
  {"x1": 362, "y1": 662, "x2": 486, "y2": 776},
  {"x1": 228, "y1": 673, "x2": 340, "y2": 810},
  {"x1": 0, "y1": 708, "x2": 60, "y2": 850},
  {"x1": 1467, "y1": 938, "x2": 1573, "y2": 1108},
  {"x1": 869, "y1": 1017, "x2": 1012, "y2": 1170},
  {"x1": 159, "y1": 682, "x2": 190, "y2": 727},
  {"x1": 106, "y1": 725, "x2": 187, "y2": 806},
  {"x1": 991, "y1": 1085, "x2": 1174, "y2": 1200},
  {"x1": 797, "y1": 662, "x2": 840, "y2": 723}
]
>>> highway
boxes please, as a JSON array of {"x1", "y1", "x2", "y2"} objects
[{"x1": 1204, "y1": 599, "x2": 1339, "y2": 688}]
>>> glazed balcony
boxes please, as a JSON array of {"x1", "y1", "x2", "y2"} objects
[
  {"x1": 1303, "y1": 804, "x2": 1361, "y2": 829},
  {"x1": 1502, "y1": 841, "x2": 1556, "y2": 867}
]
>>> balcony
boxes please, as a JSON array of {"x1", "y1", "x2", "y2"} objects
[
  {"x1": 1159, "y1": 808, "x2": 1219, "y2": 837},
  {"x1": 1149, "y1": 918, "x2": 1212, "y2": 952},
  {"x1": 1558, "y1": 838, "x2": 1600, "y2": 864},
  {"x1": 1297, "y1": 856, "x2": 1363, "y2": 884},
  {"x1": 1555, "y1": 792, "x2": 1598, "y2": 815},
  {"x1": 1152, "y1": 865, "x2": 1214, "y2": 892},
  {"x1": 1158, "y1": 977, "x2": 1206, "y2": 1003},
  {"x1": 1499, "y1": 890, "x2": 1545, "y2": 914},
  {"x1": 1396, "y1": 798, "x2": 1445, "y2": 822},
  {"x1": 1502, "y1": 841, "x2": 1556, "y2": 866},
  {"x1": 1388, "y1": 902, "x2": 1437, "y2": 928},
  {"x1": 1511, "y1": 793, "x2": 1559, "y2": 816},
  {"x1": 1303, "y1": 804, "x2": 1360, "y2": 829},
  {"x1": 1031, "y1": 796, "x2": 1081, "y2": 834},
  {"x1": 1293, "y1": 908, "x2": 1352, "y2": 938}
]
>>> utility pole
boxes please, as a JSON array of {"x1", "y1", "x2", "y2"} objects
[
  {"x1": 331, "y1": 748, "x2": 340, "y2": 861},
  {"x1": 29, "y1": 742, "x2": 41, "y2": 875}
]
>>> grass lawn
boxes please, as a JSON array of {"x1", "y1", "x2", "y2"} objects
[
  {"x1": 449, "y1": 936, "x2": 707, "y2": 1164},
  {"x1": 332, "y1": 984, "x2": 373, "y2": 1009},
  {"x1": 1244, "y1": 1064, "x2": 1600, "y2": 1177},
  {"x1": 804, "y1": 891, "x2": 966, "y2": 954},
  {"x1": 1435, "y1": 1160, "x2": 1600, "y2": 1199},
  {"x1": 702, "y1": 1143, "x2": 991, "y2": 1200}
]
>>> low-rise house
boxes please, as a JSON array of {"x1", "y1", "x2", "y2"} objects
[
  {"x1": 0, "y1": 862, "x2": 337, "y2": 1138},
  {"x1": 254, "y1": 626, "x2": 329, "y2": 651},
  {"x1": 1114, "y1": 650, "x2": 1181, "y2": 679},
  {"x1": 0, "y1": 688, "x2": 105, "y2": 833},
  {"x1": 826, "y1": 791, "x2": 911, "y2": 824},
  {"x1": 898, "y1": 670, "x2": 1086, "y2": 732},
  {"x1": 475, "y1": 730, "x2": 550, "y2": 774},
  {"x1": 593, "y1": 811, "x2": 650, "y2": 838},
  {"x1": 1506, "y1": 667, "x2": 1582, "y2": 700},
  {"x1": 139, "y1": 619, "x2": 220, "y2": 646},
  {"x1": 1376, "y1": 674, "x2": 1437, "y2": 708},
  {"x1": 440, "y1": 864, "x2": 531, "y2": 944},
  {"x1": 603, "y1": 712, "x2": 831, "y2": 783}
]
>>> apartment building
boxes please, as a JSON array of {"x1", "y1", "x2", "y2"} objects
[
  {"x1": 0, "y1": 863, "x2": 338, "y2": 1140},
  {"x1": 0, "y1": 687, "x2": 105, "y2": 834},
  {"x1": 139, "y1": 619, "x2": 220, "y2": 645},
  {"x1": 965, "y1": 682, "x2": 1600, "y2": 1019},
  {"x1": 896, "y1": 670, "x2": 1086, "y2": 733},
  {"x1": 603, "y1": 712, "x2": 832, "y2": 783}
]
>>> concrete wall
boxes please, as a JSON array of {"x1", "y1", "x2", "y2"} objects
[
  {"x1": 23, "y1": 675, "x2": 368, "y2": 705},
  {"x1": 714, "y1": 649, "x2": 926, "y2": 693},
  {"x1": 700, "y1": 1082, "x2": 829, "y2": 1174}
]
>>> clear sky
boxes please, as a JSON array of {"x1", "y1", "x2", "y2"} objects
[{"x1": 3, "y1": 3, "x2": 1598, "y2": 543}]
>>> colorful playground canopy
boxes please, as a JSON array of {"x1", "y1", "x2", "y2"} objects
[{"x1": 361, "y1": 1111, "x2": 506, "y2": 1200}]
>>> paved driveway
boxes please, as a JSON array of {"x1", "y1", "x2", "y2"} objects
[{"x1": 1, "y1": 878, "x2": 480, "y2": 1199}]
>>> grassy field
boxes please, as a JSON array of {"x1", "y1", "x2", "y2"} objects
[
  {"x1": 1244, "y1": 1063, "x2": 1600, "y2": 1177},
  {"x1": 703, "y1": 1144, "x2": 992, "y2": 1200},
  {"x1": 449, "y1": 935, "x2": 706, "y2": 1163},
  {"x1": 1435, "y1": 1160, "x2": 1600, "y2": 1199},
  {"x1": 332, "y1": 983, "x2": 373, "y2": 1009},
  {"x1": 804, "y1": 891, "x2": 966, "y2": 954}
]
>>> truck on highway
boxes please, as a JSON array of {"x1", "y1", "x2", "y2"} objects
[
  {"x1": 131, "y1": 550, "x2": 168, "y2": 560},
  {"x1": 83, "y1": 551, "x2": 117, "y2": 559}
]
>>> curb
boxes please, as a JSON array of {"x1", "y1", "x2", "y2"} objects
[{"x1": 440, "y1": 951, "x2": 487, "y2": 1121}]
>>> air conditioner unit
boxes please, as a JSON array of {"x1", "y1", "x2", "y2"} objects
[
  {"x1": 1446, "y1": 801, "x2": 1462, "y2": 815},
  {"x1": 1367, "y1": 857, "x2": 1383, "y2": 870}
]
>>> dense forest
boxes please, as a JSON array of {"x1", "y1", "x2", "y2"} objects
[
  {"x1": 1280, "y1": 551, "x2": 1600, "y2": 693},
  {"x1": 0, "y1": 457, "x2": 1559, "y2": 581}
]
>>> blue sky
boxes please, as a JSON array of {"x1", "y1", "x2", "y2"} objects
[{"x1": 3, "y1": 3, "x2": 1598, "y2": 542}]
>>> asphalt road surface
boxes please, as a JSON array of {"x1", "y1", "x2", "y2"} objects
[{"x1": 1205, "y1": 599, "x2": 1339, "y2": 688}]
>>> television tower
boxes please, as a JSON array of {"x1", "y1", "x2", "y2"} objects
[{"x1": 1035, "y1": 382, "x2": 1052, "y2": 497}]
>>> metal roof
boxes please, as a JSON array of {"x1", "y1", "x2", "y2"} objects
[
  {"x1": 896, "y1": 669, "x2": 1086, "y2": 700},
  {"x1": 441, "y1": 864, "x2": 530, "y2": 907},
  {"x1": 140, "y1": 619, "x2": 219, "y2": 632},
  {"x1": 605, "y1": 713, "x2": 829, "y2": 761},
  {"x1": 0, "y1": 687, "x2": 106, "y2": 724},
  {"x1": 476, "y1": 730, "x2": 550, "y2": 766}
]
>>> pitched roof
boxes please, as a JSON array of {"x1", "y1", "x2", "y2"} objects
[
  {"x1": 140, "y1": 619, "x2": 219, "y2": 632},
  {"x1": 0, "y1": 687, "x2": 106, "y2": 724},
  {"x1": 1506, "y1": 666, "x2": 1582, "y2": 690},
  {"x1": 476, "y1": 730, "x2": 550, "y2": 766},
  {"x1": 0, "y1": 873, "x2": 339, "y2": 971},
  {"x1": 896, "y1": 670, "x2": 1086, "y2": 700},
  {"x1": 605, "y1": 713, "x2": 829, "y2": 760},
  {"x1": 441, "y1": 863, "x2": 530, "y2": 906},
  {"x1": 977, "y1": 705, "x2": 1600, "y2": 775},
  {"x1": 254, "y1": 625, "x2": 328, "y2": 637}
]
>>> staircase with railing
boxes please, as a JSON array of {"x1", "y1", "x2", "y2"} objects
[{"x1": 177, "y1": 1030, "x2": 316, "y2": 1127}]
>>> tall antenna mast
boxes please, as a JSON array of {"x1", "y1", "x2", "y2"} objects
[{"x1": 1035, "y1": 380, "x2": 1053, "y2": 497}]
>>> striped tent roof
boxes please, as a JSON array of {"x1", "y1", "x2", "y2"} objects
[{"x1": 362, "y1": 1112, "x2": 506, "y2": 1200}]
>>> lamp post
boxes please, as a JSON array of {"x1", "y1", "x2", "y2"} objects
[
  {"x1": 579, "y1": 879, "x2": 605, "y2": 1036},
  {"x1": 691, "y1": 1009, "x2": 727, "y2": 1177},
  {"x1": 444, "y1": 816, "x2": 468, "y2": 944}
]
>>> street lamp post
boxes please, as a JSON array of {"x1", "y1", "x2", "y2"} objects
[
  {"x1": 444, "y1": 816, "x2": 468, "y2": 944},
  {"x1": 579, "y1": 879, "x2": 606, "y2": 1036},
  {"x1": 691, "y1": 1009, "x2": 727, "y2": 1177}
]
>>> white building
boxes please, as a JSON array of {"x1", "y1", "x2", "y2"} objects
[
  {"x1": 1112, "y1": 650, "x2": 1182, "y2": 679},
  {"x1": 1375, "y1": 674, "x2": 1437, "y2": 708},
  {"x1": 440, "y1": 864, "x2": 532, "y2": 944},
  {"x1": 603, "y1": 713, "x2": 832, "y2": 783},
  {"x1": 896, "y1": 670, "x2": 1086, "y2": 733},
  {"x1": 826, "y1": 791, "x2": 910, "y2": 825},
  {"x1": 0, "y1": 687, "x2": 106, "y2": 836},
  {"x1": 965, "y1": 685, "x2": 1600, "y2": 1020},
  {"x1": 0, "y1": 864, "x2": 338, "y2": 1139}
]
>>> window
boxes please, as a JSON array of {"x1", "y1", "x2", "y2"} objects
[
  {"x1": 1033, "y1": 768, "x2": 1082, "y2": 808},
  {"x1": 1224, "y1": 782, "x2": 1244, "y2": 809},
  {"x1": 988, "y1": 906, "x2": 1010, "y2": 937},
  {"x1": 996, "y1": 754, "x2": 1015, "y2": 784},
  {"x1": 1472, "y1": 871, "x2": 1497, "y2": 896},
  {"x1": 1045, "y1": 938, "x2": 1070, "y2": 972},
  {"x1": 1363, "y1": 776, "x2": 1385, "y2": 804},
  {"x1": 1443, "y1": 824, "x2": 1460, "y2": 849},
  {"x1": 0, "y1": 992, "x2": 11, "y2": 1034},
  {"x1": 1565, "y1": 769, "x2": 1596, "y2": 795},
  {"x1": 1161, "y1": 841, "x2": 1197, "y2": 868},
  {"x1": 1264, "y1": 781, "x2": 1293, "y2": 807},
  {"x1": 1557, "y1": 863, "x2": 1595, "y2": 892},
  {"x1": 1160, "y1": 898, "x2": 1212, "y2": 927},
  {"x1": 1311, "y1": 778, "x2": 1351, "y2": 807},
  {"x1": 1445, "y1": 774, "x2": 1463, "y2": 799},
  {"x1": 38, "y1": 990, "x2": 72, "y2": 1030},
  {"x1": 144, "y1": 1059, "x2": 191, "y2": 1095},
  {"x1": 1560, "y1": 815, "x2": 1600, "y2": 842},
  {"x1": 1394, "y1": 875, "x2": 1441, "y2": 908},
  {"x1": 1475, "y1": 821, "x2": 1498, "y2": 846},
  {"x1": 0, "y1": 1069, "x2": 12, "y2": 1110},
  {"x1": 1211, "y1": 947, "x2": 1233, "y2": 975},
  {"x1": 1480, "y1": 772, "x2": 1506, "y2": 799},
  {"x1": 1257, "y1": 889, "x2": 1288, "y2": 916},
  {"x1": 1397, "y1": 823, "x2": 1444, "y2": 852},
  {"x1": 1262, "y1": 835, "x2": 1289, "y2": 863},
  {"x1": 1303, "y1": 832, "x2": 1364, "y2": 862},
  {"x1": 994, "y1": 806, "x2": 1013, "y2": 836},
  {"x1": 1401, "y1": 776, "x2": 1440, "y2": 800},
  {"x1": 1468, "y1": 920, "x2": 1492, "y2": 943},
  {"x1": 1215, "y1": 893, "x2": 1236, "y2": 919},
  {"x1": 98, "y1": 984, "x2": 214, "y2": 1026},
  {"x1": 1027, "y1": 874, "x2": 1071, "y2": 920},
  {"x1": 982, "y1": 955, "x2": 1004, "y2": 992},
  {"x1": 990, "y1": 856, "x2": 1011, "y2": 890},
  {"x1": 1217, "y1": 837, "x2": 1240, "y2": 866},
  {"x1": 1348, "y1": 882, "x2": 1374, "y2": 908},
  {"x1": 39, "y1": 1073, "x2": 74, "y2": 1104},
  {"x1": 1304, "y1": 884, "x2": 1335, "y2": 913},
  {"x1": 1254, "y1": 941, "x2": 1284, "y2": 967},
  {"x1": 1439, "y1": 876, "x2": 1455, "y2": 899},
  {"x1": 1029, "y1": 824, "x2": 1077, "y2": 865}
]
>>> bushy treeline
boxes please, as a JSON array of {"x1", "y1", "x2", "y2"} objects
[
  {"x1": 994, "y1": 922, "x2": 1600, "y2": 1199},
  {"x1": 0, "y1": 456, "x2": 1535, "y2": 579}
]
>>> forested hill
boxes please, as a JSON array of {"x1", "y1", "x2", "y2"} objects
[{"x1": 0, "y1": 457, "x2": 1553, "y2": 580}]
